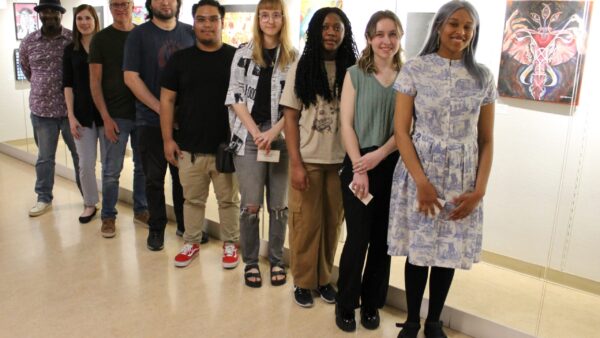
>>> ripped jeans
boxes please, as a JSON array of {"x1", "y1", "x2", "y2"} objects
[{"x1": 233, "y1": 123, "x2": 288, "y2": 266}]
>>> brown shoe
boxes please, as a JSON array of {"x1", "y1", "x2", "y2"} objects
[
  {"x1": 134, "y1": 211, "x2": 149, "y2": 228},
  {"x1": 101, "y1": 218, "x2": 116, "y2": 238}
]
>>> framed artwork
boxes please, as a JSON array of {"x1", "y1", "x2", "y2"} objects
[
  {"x1": 14, "y1": 49, "x2": 27, "y2": 81},
  {"x1": 133, "y1": 6, "x2": 148, "y2": 25},
  {"x1": 72, "y1": 6, "x2": 105, "y2": 29},
  {"x1": 14, "y1": 3, "x2": 40, "y2": 40},
  {"x1": 299, "y1": 0, "x2": 342, "y2": 49},
  {"x1": 498, "y1": 1, "x2": 592, "y2": 105},
  {"x1": 222, "y1": 5, "x2": 256, "y2": 47}
]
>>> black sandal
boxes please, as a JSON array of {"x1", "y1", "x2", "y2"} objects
[
  {"x1": 244, "y1": 264, "x2": 262, "y2": 288},
  {"x1": 270, "y1": 263, "x2": 287, "y2": 286}
]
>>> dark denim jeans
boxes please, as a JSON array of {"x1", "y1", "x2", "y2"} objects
[
  {"x1": 30, "y1": 114, "x2": 81, "y2": 203},
  {"x1": 137, "y1": 126, "x2": 184, "y2": 232}
]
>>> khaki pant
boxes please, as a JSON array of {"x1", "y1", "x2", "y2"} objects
[
  {"x1": 288, "y1": 163, "x2": 344, "y2": 289},
  {"x1": 179, "y1": 152, "x2": 240, "y2": 244}
]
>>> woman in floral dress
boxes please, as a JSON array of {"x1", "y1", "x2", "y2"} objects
[{"x1": 389, "y1": 1, "x2": 496, "y2": 337}]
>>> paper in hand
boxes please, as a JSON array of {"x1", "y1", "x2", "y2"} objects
[
  {"x1": 257, "y1": 149, "x2": 280, "y2": 163},
  {"x1": 349, "y1": 183, "x2": 373, "y2": 205}
]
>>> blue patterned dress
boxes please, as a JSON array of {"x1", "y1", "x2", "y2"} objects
[{"x1": 387, "y1": 53, "x2": 497, "y2": 269}]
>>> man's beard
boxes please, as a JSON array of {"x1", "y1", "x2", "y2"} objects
[
  {"x1": 153, "y1": 8, "x2": 175, "y2": 20},
  {"x1": 41, "y1": 18, "x2": 61, "y2": 33},
  {"x1": 198, "y1": 38, "x2": 218, "y2": 47}
]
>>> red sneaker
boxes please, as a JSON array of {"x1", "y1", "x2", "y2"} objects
[
  {"x1": 222, "y1": 242, "x2": 239, "y2": 269},
  {"x1": 174, "y1": 243, "x2": 199, "y2": 268}
]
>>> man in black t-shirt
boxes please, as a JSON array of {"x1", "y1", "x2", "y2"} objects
[
  {"x1": 89, "y1": 0, "x2": 149, "y2": 239},
  {"x1": 160, "y1": 0, "x2": 240, "y2": 269}
]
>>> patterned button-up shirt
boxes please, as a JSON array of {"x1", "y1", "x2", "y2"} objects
[{"x1": 19, "y1": 27, "x2": 72, "y2": 118}]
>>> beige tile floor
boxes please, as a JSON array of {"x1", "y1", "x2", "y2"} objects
[
  {"x1": 0, "y1": 153, "x2": 472, "y2": 338},
  {"x1": 5, "y1": 140, "x2": 600, "y2": 337}
]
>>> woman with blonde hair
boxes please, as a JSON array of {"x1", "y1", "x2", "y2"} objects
[
  {"x1": 225, "y1": 0, "x2": 296, "y2": 288},
  {"x1": 335, "y1": 10, "x2": 403, "y2": 332},
  {"x1": 63, "y1": 4, "x2": 101, "y2": 223}
]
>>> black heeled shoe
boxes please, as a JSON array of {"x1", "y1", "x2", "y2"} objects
[
  {"x1": 78, "y1": 207, "x2": 97, "y2": 224},
  {"x1": 424, "y1": 321, "x2": 448, "y2": 338},
  {"x1": 335, "y1": 303, "x2": 356, "y2": 332},
  {"x1": 360, "y1": 307, "x2": 380, "y2": 330},
  {"x1": 396, "y1": 321, "x2": 421, "y2": 338}
]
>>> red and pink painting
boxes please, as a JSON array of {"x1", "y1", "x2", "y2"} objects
[{"x1": 498, "y1": 1, "x2": 592, "y2": 105}]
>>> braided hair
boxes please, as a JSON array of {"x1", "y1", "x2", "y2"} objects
[{"x1": 295, "y1": 7, "x2": 357, "y2": 107}]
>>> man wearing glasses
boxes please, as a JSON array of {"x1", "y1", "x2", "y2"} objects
[
  {"x1": 123, "y1": 0, "x2": 194, "y2": 251},
  {"x1": 89, "y1": 0, "x2": 149, "y2": 239},
  {"x1": 160, "y1": 0, "x2": 240, "y2": 269},
  {"x1": 20, "y1": 0, "x2": 81, "y2": 217}
]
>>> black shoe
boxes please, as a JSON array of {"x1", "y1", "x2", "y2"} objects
[
  {"x1": 315, "y1": 284, "x2": 336, "y2": 304},
  {"x1": 424, "y1": 321, "x2": 448, "y2": 338},
  {"x1": 335, "y1": 303, "x2": 356, "y2": 332},
  {"x1": 396, "y1": 322, "x2": 421, "y2": 338},
  {"x1": 176, "y1": 229, "x2": 183, "y2": 237},
  {"x1": 78, "y1": 207, "x2": 97, "y2": 224},
  {"x1": 147, "y1": 230, "x2": 164, "y2": 251},
  {"x1": 293, "y1": 286, "x2": 314, "y2": 308},
  {"x1": 360, "y1": 307, "x2": 380, "y2": 330},
  {"x1": 200, "y1": 231, "x2": 209, "y2": 244}
]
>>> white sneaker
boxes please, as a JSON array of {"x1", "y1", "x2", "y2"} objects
[{"x1": 29, "y1": 202, "x2": 52, "y2": 217}]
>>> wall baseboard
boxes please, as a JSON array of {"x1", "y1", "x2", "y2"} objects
[
  {"x1": 482, "y1": 251, "x2": 600, "y2": 296},
  {"x1": 0, "y1": 143, "x2": 535, "y2": 338}
]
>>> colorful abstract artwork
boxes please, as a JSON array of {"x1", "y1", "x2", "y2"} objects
[
  {"x1": 223, "y1": 5, "x2": 256, "y2": 47},
  {"x1": 132, "y1": 6, "x2": 148, "y2": 25},
  {"x1": 299, "y1": 0, "x2": 342, "y2": 49},
  {"x1": 498, "y1": 1, "x2": 592, "y2": 104}
]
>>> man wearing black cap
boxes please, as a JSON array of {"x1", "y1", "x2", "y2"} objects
[{"x1": 19, "y1": 0, "x2": 81, "y2": 217}]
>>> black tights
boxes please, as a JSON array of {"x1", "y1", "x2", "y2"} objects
[{"x1": 405, "y1": 260, "x2": 455, "y2": 323}]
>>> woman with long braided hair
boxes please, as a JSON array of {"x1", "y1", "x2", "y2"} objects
[{"x1": 281, "y1": 6, "x2": 357, "y2": 308}]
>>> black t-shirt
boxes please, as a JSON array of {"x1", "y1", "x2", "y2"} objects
[
  {"x1": 160, "y1": 44, "x2": 236, "y2": 154},
  {"x1": 88, "y1": 25, "x2": 136, "y2": 120},
  {"x1": 251, "y1": 48, "x2": 276, "y2": 124},
  {"x1": 63, "y1": 43, "x2": 103, "y2": 127}
]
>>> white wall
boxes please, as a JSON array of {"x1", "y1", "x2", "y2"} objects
[
  {"x1": 394, "y1": 0, "x2": 600, "y2": 281},
  {"x1": 1, "y1": 0, "x2": 599, "y2": 281},
  {"x1": 0, "y1": 0, "x2": 34, "y2": 142}
]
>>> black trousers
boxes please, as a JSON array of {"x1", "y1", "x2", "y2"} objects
[
  {"x1": 336, "y1": 149, "x2": 399, "y2": 310},
  {"x1": 137, "y1": 126, "x2": 184, "y2": 232}
]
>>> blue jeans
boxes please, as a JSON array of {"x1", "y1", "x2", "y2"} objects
[
  {"x1": 30, "y1": 114, "x2": 81, "y2": 203},
  {"x1": 99, "y1": 118, "x2": 147, "y2": 220}
]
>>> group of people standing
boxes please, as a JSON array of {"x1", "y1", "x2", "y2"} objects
[{"x1": 19, "y1": 0, "x2": 496, "y2": 337}]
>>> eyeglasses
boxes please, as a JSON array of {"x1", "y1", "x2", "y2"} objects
[
  {"x1": 196, "y1": 15, "x2": 221, "y2": 24},
  {"x1": 110, "y1": 1, "x2": 130, "y2": 9},
  {"x1": 259, "y1": 12, "x2": 283, "y2": 22}
]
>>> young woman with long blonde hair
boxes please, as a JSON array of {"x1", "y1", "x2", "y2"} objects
[{"x1": 225, "y1": 0, "x2": 296, "y2": 288}]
